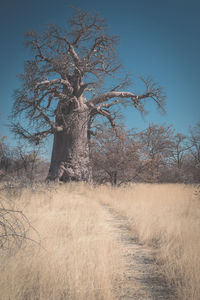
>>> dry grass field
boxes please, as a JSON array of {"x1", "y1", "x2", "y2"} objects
[
  {"x1": 0, "y1": 183, "x2": 199, "y2": 299},
  {"x1": 94, "y1": 183, "x2": 200, "y2": 300},
  {"x1": 0, "y1": 183, "x2": 125, "y2": 300}
]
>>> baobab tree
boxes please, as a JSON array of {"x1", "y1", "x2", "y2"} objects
[{"x1": 11, "y1": 8, "x2": 165, "y2": 182}]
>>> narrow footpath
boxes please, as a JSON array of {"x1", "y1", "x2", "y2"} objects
[{"x1": 102, "y1": 204, "x2": 176, "y2": 300}]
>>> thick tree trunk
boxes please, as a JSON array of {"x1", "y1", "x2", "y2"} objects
[{"x1": 46, "y1": 98, "x2": 92, "y2": 182}]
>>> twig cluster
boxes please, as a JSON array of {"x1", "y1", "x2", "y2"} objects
[{"x1": 0, "y1": 192, "x2": 40, "y2": 253}]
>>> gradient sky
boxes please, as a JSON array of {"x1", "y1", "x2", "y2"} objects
[{"x1": 0, "y1": 0, "x2": 200, "y2": 150}]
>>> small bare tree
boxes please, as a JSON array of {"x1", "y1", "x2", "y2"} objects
[
  {"x1": 90, "y1": 124, "x2": 141, "y2": 185},
  {"x1": 11, "y1": 8, "x2": 165, "y2": 182},
  {"x1": 189, "y1": 122, "x2": 200, "y2": 166},
  {"x1": 171, "y1": 133, "x2": 188, "y2": 169},
  {"x1": 0, "y1": 135, "x2": 8, "y2": 179},
  {"x1": 138, "y1": 123, "x2": 174, "y2": 181},
  {"x1": 187, "y1": 122, "x2": 200, "y2": 182}
]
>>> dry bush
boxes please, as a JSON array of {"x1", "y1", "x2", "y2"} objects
[
  {"x1": 0, "y1": 199, "x2": 34, "y2": 252},
  {"x1": 0, "y1": 181, "x2": 40, "y2": 254},
  {"x1": 0, "y1": 183, "x2": 125, "y2": 300},
  {"x1": 93, "y1": 183, "x2": 200, "y2": 300}
]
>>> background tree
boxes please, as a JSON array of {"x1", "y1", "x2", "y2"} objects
[
  {"x1": 14, "y1": 145, "x2": 47, "y2": 182},
  {"x1": 90, "y1": 124, "x2": 141, "y2": 185},
  {"x1": 0, "y1": 139, "x2": 48, "y2": 183},
  {"x1": 189, "y1": 122, "x2": 200, "y2": 167},
  {"x1": 0, "y1": 135, "x2": 9, "y2": 179},
  {"x1": 90, "y1": 120, "x2": 200, "y2": 184},
  {"x1": 185, "y1": 122, "x2": 200, "y2": 182},
  {"x1": 137, "y1": 123, "x2": 174, "y2": 182},
  {"x1": 11, "y1": 8, "x2": 165, "y2": 182},
  {"x1": 171, "y1": 133, "x2": 188, "y2": 169},
  {"x1": 161, "y1": 133, "x2": 190, "y2": 183}
]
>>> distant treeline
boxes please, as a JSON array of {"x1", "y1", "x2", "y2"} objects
[
  {"x1": 1, "y1": 121, "x2": 200, "y2": 185},
  {"x1": 0, "y1": 139, "x2": 49, "y2": 183},
  {"x1": 90, "y1": 122, "x2": 200, "y2": 185}
]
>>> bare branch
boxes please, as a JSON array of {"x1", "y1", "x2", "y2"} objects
[
  {"x1": 0, "y1": 195, "x2": 41, "y2": 252},
  {"x1": 89, "y1": 107, "x2": 119, "y2": 137},
  {"x1": 98, "y1": 100, "x2": 120, "y2": 109},
  {"x1": 88, "y1": 78, "x2": 165, "y2": 114},
  {"x1": 89, "y1": 91, "x2": 140, "y2": 106},
  {"x1": 77, "y1": 82, "x2": 97, "y2": 97},
  {"x1": 139, "y1": 76, "x2": 166, "y2": 113},
  {"x1": 36, "y1": 78, "x2": 73, "y2": 94},
  {"x1": 10, "y1": 123, "x2": 52, "y2": 145},
  {"x1": 98, "y1": 109, "x2": 117, "y2": 129}
]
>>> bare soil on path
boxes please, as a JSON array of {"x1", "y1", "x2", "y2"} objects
[{"x1": 102, "y1": 204, "x2": 176, "y2": 300}]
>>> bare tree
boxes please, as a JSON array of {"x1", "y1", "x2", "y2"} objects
[
  {"x1": 171, "y1": 133, "x2": 188, "y2": 169},
  {"x1": 11, "y1": 8, "x2": 165, "y2": 182},
  {"x1": 0, "y1": 140, "x2": 48, "y2": 183},
  {"x1": 14, "y1": 146, "x2": 41, "y2": 182},
  {"x1": 90, "y1": 124, "x2": 141, "y2": 185},
  {"x1": 189, "y1": 122, "x2": 200, "y2": 166},
  {"x1": 0, "y1": 135, "x2": 12, "y2": 179},
  {"x1": 138, "y1": 124, "x2": 174, "y2": 161},
  {"x1": 186, "y1": 122, "x2": 200, "y2": 182},
  {"x1": 138, "y1": 124, "x2": 174, "y2": 181}
]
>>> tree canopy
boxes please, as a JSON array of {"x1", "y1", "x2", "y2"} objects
[{"x1": 11, "y1": 8, "x2": 165, "y2": 145}]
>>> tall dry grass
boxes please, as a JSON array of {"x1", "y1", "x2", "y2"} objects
[
  {"x1": 93, "y1": 183, "x2": 200, "y2": 300},
  {"x1": 0, "y1": 183, "x2": 125, "y2": 300},
  {"x1": 1, "y1": 182, "x2": 199, "y2": 299}
]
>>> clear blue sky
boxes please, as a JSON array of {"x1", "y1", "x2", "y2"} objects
[{"x1": 0, "y1": 0, "x2": 200, "y2": 150}]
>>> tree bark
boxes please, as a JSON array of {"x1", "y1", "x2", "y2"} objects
[{"x1": 46, "y1": 98, "x2": 92, "y2": 182}]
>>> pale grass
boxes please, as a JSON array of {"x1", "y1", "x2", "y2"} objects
[
  {"x1": 0, "y1": 183, "x2": 125, "y2": 300},
  {"x1": 1, "y1": 183, "x2": 199, "y2": 299},
  {"x1": 92, "y1": 183, "x2": 200, "y2": 300}
]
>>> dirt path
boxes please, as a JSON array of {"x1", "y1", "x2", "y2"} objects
[{"x1": 102, "y1": 204, "x2": 176, "y2": 300}]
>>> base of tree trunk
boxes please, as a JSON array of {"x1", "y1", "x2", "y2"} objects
[
  {"x1": 46, "y1": 110, "x2": 92, "y2": 183},
  {"x1": 46, "y1": 160, "x2": 92, "y2": 183}
]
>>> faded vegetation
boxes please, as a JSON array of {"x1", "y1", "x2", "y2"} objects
[
  {"x1": 0, "y1": 183, "x2": 199, "y2": 299},
  {"x1": 94, "y1": 183, "x2": 200, "y2": 300},
  {"x1": 0, "y1": 183, "x2": 125, "y2": 300},
  {"x1": 91, "y1": 122, "x2": 200, "y2": 184}
]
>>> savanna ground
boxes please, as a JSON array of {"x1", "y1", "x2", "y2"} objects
[{"x1": 0, "y1": 183, "x2": 199, "y2": 299}]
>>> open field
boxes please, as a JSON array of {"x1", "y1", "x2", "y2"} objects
[
  {"x1": 0, "y1": 183, "x2": 199, "y2": 299},
  {"x1": 0, "y1": 183, "x2": 126, "y2": 300},
  {"x1": 94, "y1": 183, "x2": 200, "y2": 300}
]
